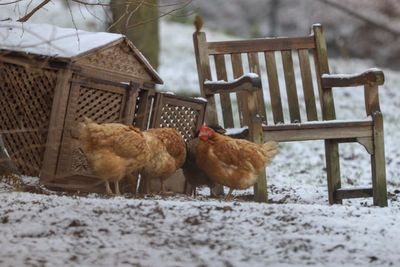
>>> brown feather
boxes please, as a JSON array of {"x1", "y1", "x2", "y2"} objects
[{"x1": 196, "y1": 127, "x2": 278, "y2": 190}]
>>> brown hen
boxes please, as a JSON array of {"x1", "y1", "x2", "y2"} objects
[
  {"x1": 196, "y1": 125, "x2": 278, "y2": 200},
  {"x1": 79, "y1": 118, "x2": 150, "y2": 195},
  {"x1": 140, "y1": 128, "x2": 186, "y2": 195}
]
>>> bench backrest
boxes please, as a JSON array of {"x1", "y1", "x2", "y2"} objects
[{"x1": 193, "y1": 24, "x2": 336, "y2": 128}]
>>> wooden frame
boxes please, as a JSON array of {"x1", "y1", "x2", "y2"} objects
[{"x1": 193, "y1": 24, "x2": 387, "y2": 206}]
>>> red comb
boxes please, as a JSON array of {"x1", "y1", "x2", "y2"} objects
[{"x1": 199, "y1": 122, "x2": 207, "y2": 132}]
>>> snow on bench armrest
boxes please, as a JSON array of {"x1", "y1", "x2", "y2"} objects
[
  {"x1": 203, "y1": 73, "x2": 261, "y2": 95},
  {"x1": 321, "y1": 68, "x2": 384, "y2": 88}
]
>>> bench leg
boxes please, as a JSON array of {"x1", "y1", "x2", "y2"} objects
[
  {"x1": 371, "y1": 113, "x2": 388, "y2": 207},
  {"x1": 254, "y1": 169, "x2": 268, "y2": 203},
  {"x1": 325, "y1": 140, "x2": 342, "y2": 204}
]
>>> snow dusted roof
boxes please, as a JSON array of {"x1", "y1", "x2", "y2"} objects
[
  {"x1": 0, "y1": 22, "x2": 163, "y2": 84},
  {"x1": 0, "y1": 22, "x2": 124, "y2": 58}
]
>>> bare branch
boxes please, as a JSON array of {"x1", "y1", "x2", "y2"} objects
[
  {"x1": 17, "y1": 0, "x2": 51, "y2": 22},
  {"x1": 70, "y1": 0, "x2": 109, "y2": 7},
  {"x1": 65, "y1": 0, "x2": 81, "y2": 49},
  {"x1": 125, "y1": 0, "x2": 145, "y2": 32},
  {"x1": 0, "y1": 0, "x2": 24, "y2": 5}
]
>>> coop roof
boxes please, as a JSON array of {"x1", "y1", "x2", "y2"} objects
[{"x1": 0, "y1": 22, "x2": 162, "y2": 84}]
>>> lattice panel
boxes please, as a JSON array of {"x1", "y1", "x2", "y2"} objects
[
  {"x1": 74, "y1": 86, "x2": 124, "y2": 123},
  {"x1": 0, "y1": 62, "x2": 57, "y2": 176},
  {"x1": 78, "y1": 42, "x2": 152, "y2": 80},
  {"x1": 71, "y1": 147, "x2": 91, "y2": 175},
  {"x1": 70, "y1": 86, "x2": 124, "y2": 174},
  {"x1": 157, "y1": 104, "x2": 200, "y2": 142}
]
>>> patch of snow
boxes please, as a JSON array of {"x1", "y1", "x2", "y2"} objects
[
  {"x1": 225, "y1": 127, "x2": 248, "y2": 135},
  {"x1": 0, "y1": 21, "x2": 123, "y2": 58},
  {"x1": 194, "y1": 97, "x2": 207, "y2": 102},
  {"x1": 321, "y1": 68, "x2": 383, "y2": 79}
]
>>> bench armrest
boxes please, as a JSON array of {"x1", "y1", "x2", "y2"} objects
[
  {"x1": 203, "y1": 73, "x2": 261, "y2": 95},
  {"x1": 322, "y1": 69, "x2": 384, "y2": 115},
  {"x1": 321, "y1": 69, "x2": 384, "y2": 88}
]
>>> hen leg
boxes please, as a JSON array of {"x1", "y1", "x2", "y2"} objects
[
  {"x1": 159, "y1": 178, "x2": 173, "y2": 196},
  {"x1": 114, "y1": 181, "x2": 121, "y2": 196},
  {"x1": 224, "y1": 188, "x2": 234, "y2": 201},
  {"x1": 105, "y1": 181, "x2": 113, "y2": 195}
]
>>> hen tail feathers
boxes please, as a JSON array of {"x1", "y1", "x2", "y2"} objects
[{"x1": 262, "y1": 141, "x2": 278, "y2": 164}]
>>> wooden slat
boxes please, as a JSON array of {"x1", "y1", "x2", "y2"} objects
[
  {"x1": 122, "y1": 82, "x2": 139, "y2": 125},
  {"x1": 335, "y1": 188, "x2": 373, "y2": 200},
  {"x1": 214, "y1": 55, "x2": 234, "y2": 128},
  {"x1": 298, "y1": 49, "x2": 318, "y2": 121},
  {"x1": 231, "y1": 53, "x2": 246, "y2": 126},
  {"x1": 41, "y1": 69, "x2": 73, "y2": 182},
  {"x1": 208, "y1": 36, "x2": 316, "y2": 55},
  {"x1": 313, "y1": 24, "x2": 335, "y2": 120},
  {"x1": 247, "y1": 52, "x2": 267, "y2": 122},
  {"x1": 312, "y1": 25, "x2": 341, "y2": 204},
  {"x1": 264, "y1": 51, "x2": 284, "y2": 124},
  {"x1": 263, "y1": 121, "x2": 373, "y2": 142},
  {"x1": 245, "y1": 85, "x2": 267, "y2": 203},
  {"x1": 193, "y1": 32, "x2": 218, "y2": 125},
  {"x1": 281, "y1": 50, "x2": 301, "y2": 123},
  {"x1": 134, "y1": 89, "x2": 154, "y2": 130}
]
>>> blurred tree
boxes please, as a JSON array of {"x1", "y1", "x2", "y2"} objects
[
  {"x1": 268, "y1": 0, "x2": 279, "y2": 36},
  {"x1": 109, "y1": 0, "x2": 160, "y2": 69}
]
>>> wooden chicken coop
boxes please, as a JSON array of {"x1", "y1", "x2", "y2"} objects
[{"x1": 0, "y1": 22, "x2": 206, "y2": 193}]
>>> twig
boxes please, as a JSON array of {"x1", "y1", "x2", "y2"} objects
[
  {"x1": 71, "y1": 0, "x2": 109, "y2": 6},
  {"x1": 65, "y1": 0, "x2": 81, "y2": 50},
  {"x1": 0, "y1": 0, "x2": 24, "y2": 5},
  {"x1": 17, "y1": 0, "x2": 51, "y2": 22},
  {"x1": 126, "y1": 0, "x2": 192, "y2": 29},
  {"x1": 125, "y1": 0, "x2": 145, "y2": 32}
]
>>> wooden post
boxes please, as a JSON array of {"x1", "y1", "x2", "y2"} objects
[
  {"x1": 41, "y1": 69, "x2": 73, "y2": 183},
  {"x1": 193, "y1": 32, "x2": 218, "y2": 126},
  {"x1": 313, "y1": 24, "x2": 341, "y2": 204},
  {"x1": 371, "y1": 113, "x2": 388, "y2": 207},
  {"x1": 122, "y1": 82, "x2": 140, "y2": 125},
  {"x1": 135, "y1": 89, "x2": 155, "y2": 130},
  {"x1": 246, "y1": 87, "x2": 268, "y2": 203}
]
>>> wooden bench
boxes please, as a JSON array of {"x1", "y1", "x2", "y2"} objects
[{"x1": 193, "y1": 24, "x2": 387, "y2": 206}]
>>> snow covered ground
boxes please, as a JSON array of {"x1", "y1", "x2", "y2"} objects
[{"x1": 1, "y1": 19, "x2": 400, "y2": 267}]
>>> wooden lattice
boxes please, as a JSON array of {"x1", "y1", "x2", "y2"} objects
[
  {"x1": 78, "y1": 42, "x2": 152, "y2": 80},
  {"x1": 0, "y1": 62, "x2": 57, "y2": 176},
  {"x1": 74, "y1": 86, "x2": 123, "y2": 123},
  {"x1": 152, "y1": 94, "x2": 206, "y2": 142}
]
